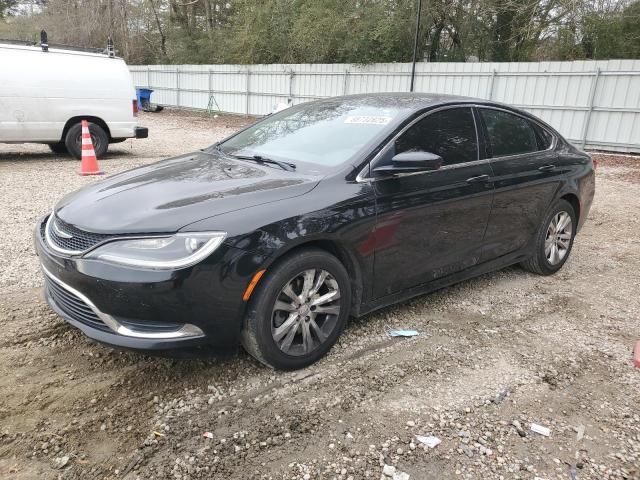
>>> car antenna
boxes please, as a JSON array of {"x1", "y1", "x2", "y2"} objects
[{"x1": 40, "y1": 30, "x2": 48, "y2": 52}]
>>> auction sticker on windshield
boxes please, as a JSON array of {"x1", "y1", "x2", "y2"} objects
[{"x1": 344, "y1": 115, "x2": 392, "y2": 125}]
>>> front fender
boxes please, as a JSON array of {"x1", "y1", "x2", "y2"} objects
[{"x1": 186, "y1": 177, "x2": 378, "y2": 309}]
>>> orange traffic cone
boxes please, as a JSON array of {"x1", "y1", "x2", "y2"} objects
[{"x1": 79, "y1": 120, "x2": 103, "y2": 176}]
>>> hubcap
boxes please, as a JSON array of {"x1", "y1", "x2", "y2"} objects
[
  {"x1": 76, "y1": 133, "x2": 100, "y2": 153},
  {"x1": 271, "y1": 268, "x2": 341, "y2": 356},
  {"x1": 545, "y1": 211, "x2": 573, "y2": 265}
]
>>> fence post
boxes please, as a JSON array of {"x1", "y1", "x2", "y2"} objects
[
  {"x1": 581, "y1": 68, "x2": 601, "y2": 149},
  {"x1": 207, "y1": 69, "x2": 213, "y2": 111},
  {"x1": 245, "y1": 68, "x2": 251, "y2": 115},
  {"x1": 176, "y1": 66, "x2": 181, "y2": 107},
  {"x1": 289, "y1": 69, "x2": 295, "y2": 103},
  {"x1": 488, "y1": 69, "x2": 496, "y2": 99},
  {"x1": 343, "y1": 69, "x2": 349, "y2": 95},
  {"x1": 146, "y1": 66, "x2": 150, "y2": 89}
]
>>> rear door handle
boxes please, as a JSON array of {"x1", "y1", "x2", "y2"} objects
[
  {"x1": 538, "y1": 164, "x2": 556, "y2": 172},
  {"x1": 466, "y1": 174, "x2": 490, "y2": 184}
]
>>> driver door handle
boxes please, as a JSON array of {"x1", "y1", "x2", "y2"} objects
[
  {"x1": 466, "y1": 174, "x2": 490, "y2": 184},
  {"x1": 538, "y1": 164, "x2": 556, "y2": 172}
]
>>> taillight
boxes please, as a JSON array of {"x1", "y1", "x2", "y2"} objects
[{"x1": 133, "y1": 99, "x2": 139, "y2": 116}]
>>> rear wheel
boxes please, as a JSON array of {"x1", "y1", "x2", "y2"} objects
[
  {"x1": 520, "y1": 199, "x2": 576, "y2": 275},
  {"x1": 64, "y1": 122, "x2": 109, "y2": 160},
  {"x1": 241, "y1": 249, "x2": 351, "y2": 370},
  {"x1": 48, "y1": 142, "x2": 68, "y2": 155}
]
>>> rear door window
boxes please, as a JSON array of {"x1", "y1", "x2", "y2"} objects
[
  {"x1": 480, "y1": 108, "x2": 540, "y2": 157},
  {"x1": 394, "y1": 107, "x2": 478, "y2": 166}
]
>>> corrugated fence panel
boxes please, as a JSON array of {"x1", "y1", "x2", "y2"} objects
[{"x1": 130, "y1": 60, "x2": 640, "y2": 153}]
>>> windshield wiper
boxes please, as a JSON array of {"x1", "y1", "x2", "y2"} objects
[
  {"x1": 208, "y1": 144, "x2": 296, "y2": 172},
  {"x1": 230, "y1": 154, "x2": 296, "y2": 172}
]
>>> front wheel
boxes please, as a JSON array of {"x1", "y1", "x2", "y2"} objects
[
  {"x1": 520, "y1": 199, "x2": 577, "y2": 275},
  {"x1": 241, "y1": 249, "x2": 351, "y2": 370}
]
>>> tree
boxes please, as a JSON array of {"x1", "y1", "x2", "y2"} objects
[
  {"x1": 1, "y1": 0, "x2": 638, "y2": 64},
  {"x1": 0, "y1": 0, "x2": 19, "y2": 18}
]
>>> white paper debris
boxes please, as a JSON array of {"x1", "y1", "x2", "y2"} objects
[
  {"x1": 393, "y1": 472, "x2": 410, "y2": 480},
  {"x1": 530, "y1": 423, "x2": 551, "y2": 437},
  {"x1": 388, "y1": 329, "x2": 419, "y2": 338},
  {"x1": 415, "y1": 435, "x2": 441, "y2": 448}
]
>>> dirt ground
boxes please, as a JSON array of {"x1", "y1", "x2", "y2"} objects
[{"x1": 0, "y1": 111, "x2": 638, "y2": 480}]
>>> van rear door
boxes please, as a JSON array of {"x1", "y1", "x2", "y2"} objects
[{"x1": 0, "y1": 47, "x2": 62, "y2": 142}]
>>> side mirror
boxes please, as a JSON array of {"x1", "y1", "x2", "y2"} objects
[{"x1": 373, "y1": 151, "x2": 443, "y2": 175}]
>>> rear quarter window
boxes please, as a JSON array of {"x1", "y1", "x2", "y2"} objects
[{"x1": 530, "y1": 122, "x2": 554, "y2": 150}]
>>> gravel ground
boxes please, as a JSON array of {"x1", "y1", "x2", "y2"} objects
[{"x1": 0, "y1": 111, "x2": 638, "y2": 480}]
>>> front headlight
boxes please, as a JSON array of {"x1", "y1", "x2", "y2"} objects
[{"x1": 84, "y1": 232, "x2": 227, "y2": 270}]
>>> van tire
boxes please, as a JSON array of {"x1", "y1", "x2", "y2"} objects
[
  {"x1": 48, "y1": 142, "x2": 68, "y2": 155},
  {"x1": 64, "y1": 122, "x2": 109, "y2": 159}
]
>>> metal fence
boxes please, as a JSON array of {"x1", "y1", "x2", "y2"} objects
[{"x1": 130, "y1": 60, "x2": 640, "y2": 153}]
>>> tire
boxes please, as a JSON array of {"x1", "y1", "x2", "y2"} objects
[
  {"x1": 241, "y1": 249, "x2": 351, "y2": 370},
  {"x1": 48, "y1": 142, "x2": 68, "y2": 155},
  {"x1": 64, "y1": 122, "x2": 109, "y2": 160},
  {"x1": 520, "y1": 199, "x2": 577, "y2": 275}
]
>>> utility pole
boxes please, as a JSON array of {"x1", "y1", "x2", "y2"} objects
[{"x1": 410, "y1": 0, "x2": 423, "y2": 92}]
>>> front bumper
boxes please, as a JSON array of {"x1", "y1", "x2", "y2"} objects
[{"x1": 35, "y1": 216, "x2": 266, "y2": 352}]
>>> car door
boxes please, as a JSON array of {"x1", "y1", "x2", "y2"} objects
[
  {"x1": 367, "y1": 106, "x2": 495, "y2": 298},
  {"x1": 477, "y1": 107, "x2": 562, "y2": 261}
]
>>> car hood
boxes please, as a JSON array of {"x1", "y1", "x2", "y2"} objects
[{"x1": 55, "y1": 151, "x2": 321, "y2": 234}]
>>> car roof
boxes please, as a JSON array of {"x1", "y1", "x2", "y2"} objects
[
  {"x1": 314, "y1": 92, "x2": 560, "y2": 136},
  {"x1": 314, "y1": 92, "x2": 480, "y2": 110}
]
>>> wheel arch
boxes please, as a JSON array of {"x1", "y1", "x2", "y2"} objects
[
  {"x1": 559, "y1": 192, "x2": 580, "y2": 224},
  {"x1": 260, "y1": 239, "x2": 365, "y2": 317},
  {"x1": 61, "y1": 116, "x2": 112, "y2": 142}
]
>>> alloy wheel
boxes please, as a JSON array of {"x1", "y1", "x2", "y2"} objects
[
  {"x1": 545, "y1": 211, "x2": 573, "y2": 265},
  {"x1": 271, "y1": 268, "x2": 341, "y2": 356}
]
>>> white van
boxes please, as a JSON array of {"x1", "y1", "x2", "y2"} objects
[{"x1": 0, "y1": 40, "x2": 147, "y2": 158}]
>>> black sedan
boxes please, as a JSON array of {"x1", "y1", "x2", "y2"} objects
[{"x1": 35, "y1": 93, "x2": 595, "y2": 369}]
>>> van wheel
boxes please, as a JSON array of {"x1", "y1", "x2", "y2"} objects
[
  {"x1": 241, "y1": 249, "x2": 351, "y2": 370},
  {"x1": 48, "y1": 142, "x2": 68, "y2": 155},
  {"x1": 65, "y1": 122, "x2": 109, "y2": 160}
]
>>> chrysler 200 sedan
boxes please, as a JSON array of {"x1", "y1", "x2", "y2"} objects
[{"x1": 35, "y1": 93, "x2": 595, "y2": 370}]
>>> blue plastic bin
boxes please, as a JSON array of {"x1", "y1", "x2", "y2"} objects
[{"x1": 136, "y1": 88, "x2": 154, "y2": 110}]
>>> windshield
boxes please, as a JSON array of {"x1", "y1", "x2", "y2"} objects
[{"x1": 219, "y1": 100, "x2": 406, "y2": 167}]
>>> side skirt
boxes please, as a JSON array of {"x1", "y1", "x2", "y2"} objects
[{"x1": 357, "y1": 248, "x2": 531, "y2": 318}]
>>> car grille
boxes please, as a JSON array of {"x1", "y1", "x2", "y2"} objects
[
  {"x1": 44, "y1": 275, "x2": 111, "y2": 333},
  {"x1": 46, "y1": 215, "x2": 115, "y2": 253}
]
